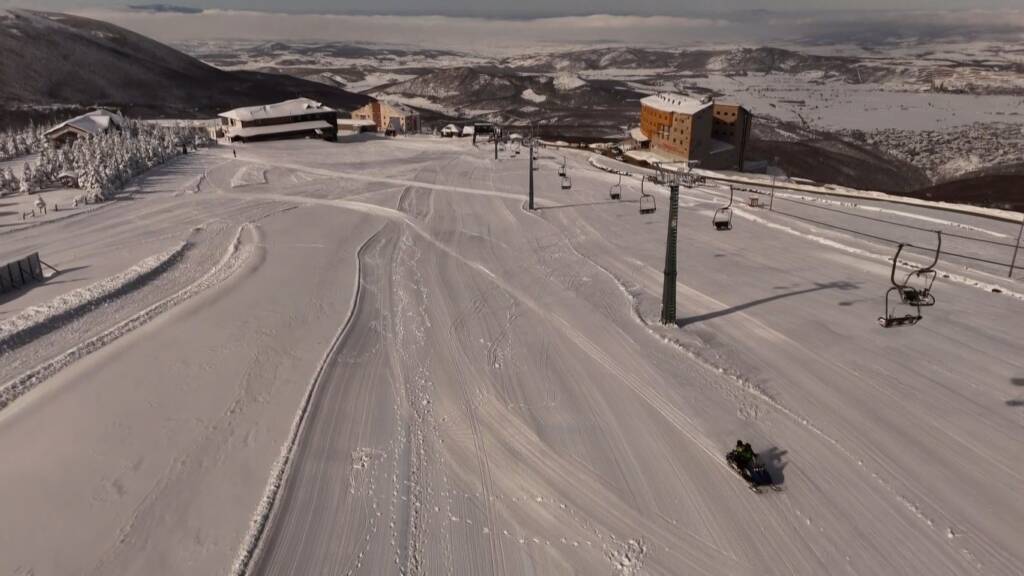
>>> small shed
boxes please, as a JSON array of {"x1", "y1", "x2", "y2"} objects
[
  {"x1": 57, "y1": 170, "x2": 81, "y2": 188},
  {"x1": 461, "y1": 125, "x2": 475, "y2": 138},
  {"x1": 441, "y1": 124, "x2": 459, "y2": 138}
]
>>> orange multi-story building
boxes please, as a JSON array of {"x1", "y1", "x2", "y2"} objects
[{"x1": 638, "y1": 93, "x2": 751, "y2": 170}]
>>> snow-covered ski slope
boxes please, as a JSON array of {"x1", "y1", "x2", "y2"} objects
[{"x1": 0, "y1": 136, "x2": 1021, "y2": 576}]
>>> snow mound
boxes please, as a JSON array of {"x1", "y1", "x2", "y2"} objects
[
  {"x1": 0, "y1": 224, "x2": 255, "y2": 413},
  {"x1": 0, "y1": 242, "x2": 188, "y2": 352},
  {"x1": 553, "y1": 72, "x2": 586, "y2": 91},
  {"x1": 231, "y1": 165, "x2": 268, "y2": 188},
  {"x1": 521, "y1": 88, "x2": 547, "y2": 103}
]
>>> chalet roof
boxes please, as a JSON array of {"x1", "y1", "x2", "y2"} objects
[
  {"x1": 219, "y1": 98, "x2": 335, "y2": 122},
  {"x1": 45, "y1": 109, "x2": 125, "y2": 138},
  {"x1": 229, "y1": 120, "x2": 333, "y2": 139},
  {"x1": 641, "y1": 93, "x2": 712, "y2": 116}
]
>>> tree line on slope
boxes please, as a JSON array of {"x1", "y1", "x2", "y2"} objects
[{"x1": 1, "y1": 121, "x2": 212, "y2": 200}]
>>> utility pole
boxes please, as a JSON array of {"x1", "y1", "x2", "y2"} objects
[
  {"x1": 494, "y1": 132, "x2": 499, "y2": 160},
  {"x1": 528, "y1": 141, "x2": 535, "y2": 210},
  {"x1": 661, "y1": 181, "x2": 680, "y2": 325},
  {"x1": 769, "y1": 174, "x2": 776, "y2": 211},
  {"x1": 1009, "y1": 216, "x2": 1024, "y2": 279}
]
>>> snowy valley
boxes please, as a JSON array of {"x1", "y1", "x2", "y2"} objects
[{"x1": 0, "y1": 6, "x2": 1022, "y2": 576}]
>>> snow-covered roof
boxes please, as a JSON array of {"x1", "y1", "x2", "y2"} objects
[
  {"x1": 629, "y1": 127, "x2": 649, "y2": 143},
  {"x1": 462, "y1": 126, "x2": 475, "y2": 135},
  {"x1": 441, "y1": 124, "x2": 459, "y2": 131},
  {"x1": 228, "y1": 120, "x2": 333, "y2": 139},
  {"x1": 45, "y1": 109, "x2": 124, "y2": 138},
  {"x1": 641, "y1": 93, "x2": 712, "y2": 116},
  {"x1": 381, "y1": 101, "x2": 416, "y2": 117},
  {"x1": 219, "y1": 98, "x2": 335, "y2": 122}
]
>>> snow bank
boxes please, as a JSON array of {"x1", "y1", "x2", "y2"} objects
[
  {"x1": 0, "y1": 224, "x2": 255, "y2": 413},
  {"x1": 733, "y1": 209, "x2": 1024, "y2": 301},
  {"x1": 690, "y1": 168, "x2": 1024, "y2": 225},
  {"x1": 553, "y1": 72, "x2": 586, "y2": 91},
  {"x1": 0, "y1": 243, "x2": 187, "y2": 353},
  {"x1": 230, "y1": 165, "x2": 268, "y2": 188},
  {"x1": 521, "y1": 88, "x2": 547, "y2": 103}
]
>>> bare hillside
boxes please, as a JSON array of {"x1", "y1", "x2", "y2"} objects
[{"x1": 0, "y1": 10, "x2": 370, "y2": 119}]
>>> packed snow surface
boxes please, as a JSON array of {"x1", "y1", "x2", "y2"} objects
[{"x1": 0, "y1": 137, "x2": 1021, "y2": 576}]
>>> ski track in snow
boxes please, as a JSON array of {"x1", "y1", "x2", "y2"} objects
[{"x1": 5, "y1": 143, "x2": 1021, "y2": 576}]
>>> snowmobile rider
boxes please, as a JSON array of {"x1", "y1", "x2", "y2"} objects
[{"x1": 732, "y1": 440, "x2": 757, "y2": 469}]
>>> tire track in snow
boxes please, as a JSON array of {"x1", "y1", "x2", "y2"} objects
[
  {"x1": 220, "y1": 188, "x2": 747, "y2": 573},
  {"x1": 230, "y1": 226, "x2": 384, "y2": 576}
]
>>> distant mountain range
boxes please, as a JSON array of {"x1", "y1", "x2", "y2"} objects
[{"x1": 0, "y1": 10, "x2": 370, "y2": 119}]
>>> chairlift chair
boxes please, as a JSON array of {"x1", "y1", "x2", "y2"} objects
[
  {"x1": 561, "y1": 174, "x2": 572, "y2": 190},
  {"x1": 639, "y1": 175, "x2": 656, "y2": 215},
  {"x1": 713, "y1": 187, "x2": 735, "y2": 231},
  {"x1": 878, "y1": 231, "x2": 942, "y2": 328},
  {"x1": 609, "y1": 174, "x2": 622, "y2": 200}
]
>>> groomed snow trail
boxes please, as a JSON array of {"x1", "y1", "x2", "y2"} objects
[
  {"x1": 1, "y1": 140, "x2": 1021, "y2": 576},
  {"x1": 218, "y1": 139, "x2": 1022, "y2": 576}
]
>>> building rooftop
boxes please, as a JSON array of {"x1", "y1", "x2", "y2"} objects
[
  {"x1": 45, "y1": 109, "x2": 125, "y2": 137},
  {"x1": 219, "y1": 98, "x2": 335, "y2": 122},
  {"x1": 380, "y1": 100, "x2": 416, "y2": 116},
  {"x1": 641, "y1": 93, "x2": 712, "y2": 116}
]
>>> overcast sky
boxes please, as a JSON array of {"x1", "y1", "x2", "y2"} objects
[
  {"x1": 3, "y1": 0, "x2": 1020, "y2": 52},
  {"x1": 13, "y1": 0, "x2": 1024, "y2": 16}
]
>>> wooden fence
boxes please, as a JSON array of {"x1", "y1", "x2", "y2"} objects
[{"x1": 0, "y1": 252, "x2": 45, "y2": 295}]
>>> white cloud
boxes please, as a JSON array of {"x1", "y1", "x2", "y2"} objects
[{"x1": 67, "y1": 7, "x2": 1024, "y2": 54}]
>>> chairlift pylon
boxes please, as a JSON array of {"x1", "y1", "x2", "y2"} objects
[
  {"x1": 610, "y1": 174, "x2": 622, "y2": 200},
  {"x1": 713, "y1": 186, "x2": 735, "y2": 231},
  {"x1": 639, "y1": 175, "x2": 656, "y2": 215},
  {"x1": 878, "y1": 231, "x2": 942, "y2": 328}
]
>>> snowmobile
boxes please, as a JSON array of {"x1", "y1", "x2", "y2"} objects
[{"x1": 726, "y1": 442, "x2": 782, "y2": 493}]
